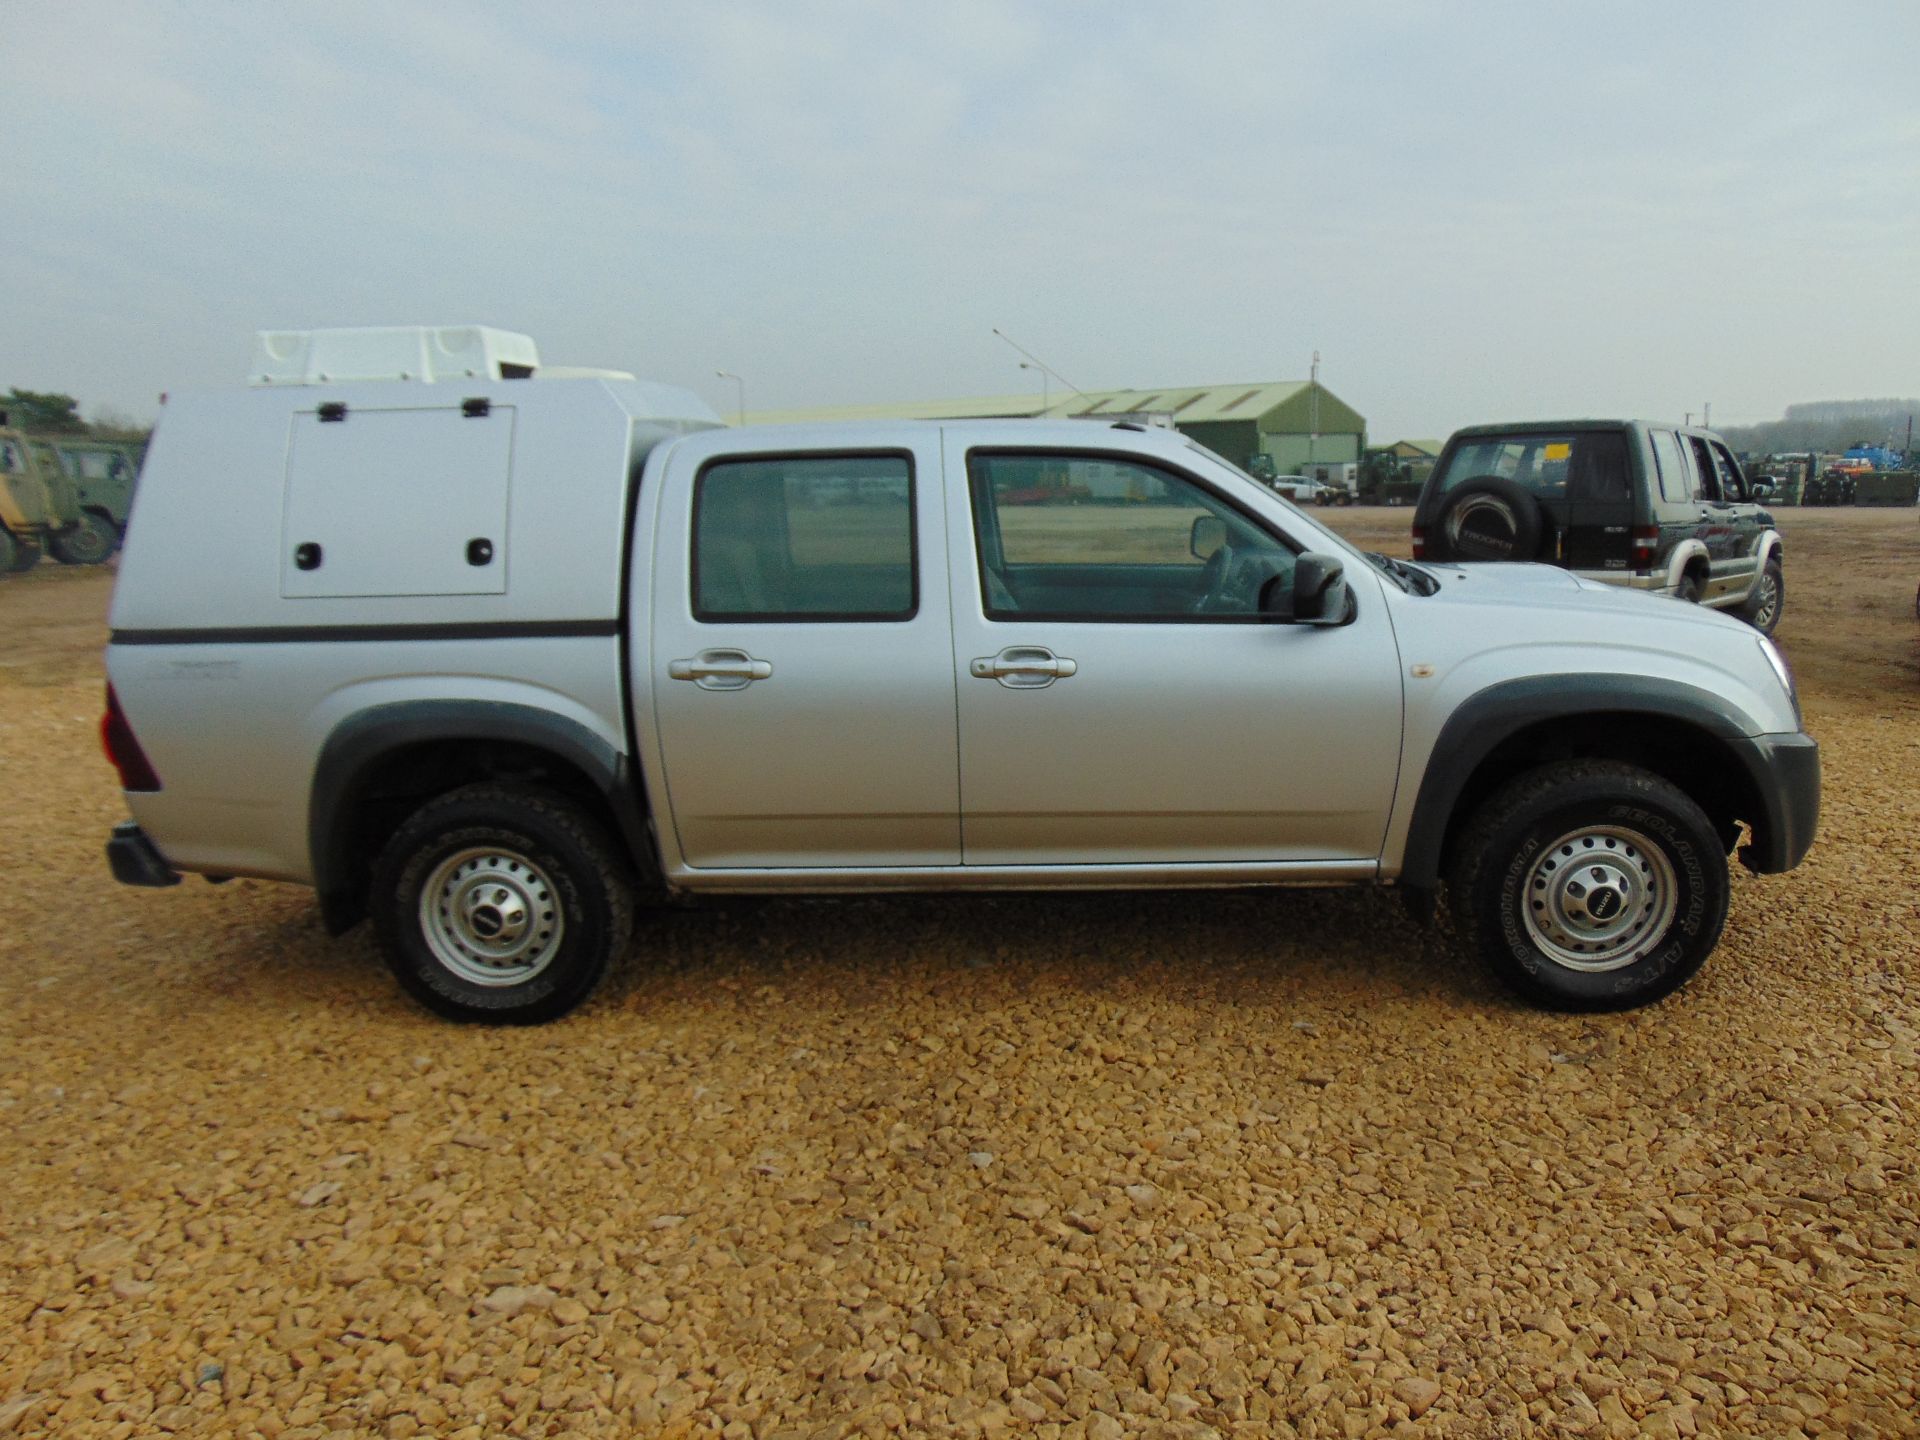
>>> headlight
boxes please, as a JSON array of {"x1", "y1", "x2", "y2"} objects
[{"x1": 1758, "y1": 636, "x2": 1799, "y2": 720}]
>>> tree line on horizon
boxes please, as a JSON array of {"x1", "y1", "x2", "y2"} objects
[
  {"x1": 1717, "y1": 398, "x2": 1918, "y2": 458},
  {"x1": 2, "y1": 387, "x2": 151, "y2": 443}
]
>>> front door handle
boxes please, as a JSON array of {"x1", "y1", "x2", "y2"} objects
[
  {"x1": 969, "y1": 645, "x2": 1077, "y2": 689},
  {"x1": 669, "y1": 648, "x2": 773, "y2": 690}
]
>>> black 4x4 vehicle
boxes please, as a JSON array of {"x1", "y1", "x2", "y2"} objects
[{"x1": 1411, "y1": 421, "x2": 1784, "y2": 634}]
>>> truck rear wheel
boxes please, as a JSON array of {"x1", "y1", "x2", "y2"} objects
[
  {"x1": 49, "y1": 512, "x2": 118, "y2": 566},
  {"x1": 1448, "y1": 761, "x2": 1728, "y2": 1011},
  {"x1": 370, "y1": 783, "x2": 635, "y2": 1023}
]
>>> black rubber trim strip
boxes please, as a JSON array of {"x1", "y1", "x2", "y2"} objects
[
  {"x1": 309, "y1": 699, "x2": 662, "y2": 934},
  {"x1": 110, "y1": 620, "x2": 618, "y2": 645},
  {"x1": 1397, "y1": 674, "x2": 1763, "y2": 892},
  {"x1": 1728, "y1": 732, "x2": 1820, "y2": 874}
]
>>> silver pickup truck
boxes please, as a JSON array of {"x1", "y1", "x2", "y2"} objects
[{"x1": 103, "y1": 328, "x2": 1818, "y2": 1022}]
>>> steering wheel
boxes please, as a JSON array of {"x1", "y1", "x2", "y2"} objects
[{"x1": 1191, "y1": 542, "x2": 1237, "y2": 614}]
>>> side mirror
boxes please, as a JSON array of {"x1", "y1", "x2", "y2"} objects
[
  {"x1": 1750, "y1": 479, "x2": 1773, "y2": 499},
  {"x1": 1291, "y1": 552, "x2": 1349, "y2": 625},
  {"x1": 1190, "y1": 514, "x2": 1228, "y2": 560}
]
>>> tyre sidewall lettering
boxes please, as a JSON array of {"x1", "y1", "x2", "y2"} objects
[{"x1": 1605, "y1": 801, "x2": 1708, "y2": 938}]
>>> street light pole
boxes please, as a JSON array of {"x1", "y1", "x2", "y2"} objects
[
  {"x1": 1020, "y1": 361, "x2": 1049, "y2": 412},
  {"x1": 716, "y1": 371, "x2": 745, "y2": 426},
  {"x1": 1307, "y1": 350, "x2": 1320, "y2": 473}
]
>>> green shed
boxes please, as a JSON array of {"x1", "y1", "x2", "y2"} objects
[{"x1": 748, "y1": 379, "x2": 1367, "y2": 476}]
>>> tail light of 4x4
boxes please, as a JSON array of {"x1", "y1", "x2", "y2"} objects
[
  {"x1": 101, "y1": 682, "x2": 163, "y2": 792},
  {"x1": 1410, "y1": 525, "x2": 1426, "y2": 560},
  {"x1": 1630, "y1": 525, "x2": 1659, "y2": 574}
]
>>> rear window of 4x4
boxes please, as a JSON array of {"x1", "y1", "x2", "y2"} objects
[{"x1": 1437, "y1": 432, "x2": 1629, "y2": 502}]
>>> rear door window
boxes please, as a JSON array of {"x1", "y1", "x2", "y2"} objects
[
  {"x1": 693, "y1": 453, "x2": 915, "y2": 621},
  {"x1": 1437, "y1": 434, "x2": 1582, "y2": 500},
  {"x1": 1567, "y1": 431, "x2": 1630, "y2": 502}
]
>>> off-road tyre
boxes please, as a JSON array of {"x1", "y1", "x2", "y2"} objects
[
  {"x1": 370, "y1": 783, "x2": 635, "y2": 1024},
  {"x1": 3, "y1": 530, "x2": 42, "y2": 573},
  {"x1": 49, "y1": 512, "x2": 118, "y2": 566},
  {"x1": 1738, "y1": 557, "x2": 1783, "y2": 635},
  {"x1": 1448, "y1": 761, "x2": 1729, "y2": 1012},
  {"x1": 1674, "y1": 570, "x2": 1705, "y2": 605},
  {"x1": 1431, "y1": 476, "x2": 1547, "y2": 562}
]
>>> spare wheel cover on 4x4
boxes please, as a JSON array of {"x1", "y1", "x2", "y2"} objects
[{"x1": 1435, "y1": 476, "x2": 1546, "y2": 562}]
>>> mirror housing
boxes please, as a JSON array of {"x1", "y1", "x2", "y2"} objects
[
  {"x1": 1749, "y1": 478, "x2": 1774, "y2": 500},
  {"x1": 1290, "y1": 552, "x2": 1349, "y2": 625},
  {"x1": 1190, "y1": 514, "x2": 1228, "y2": 560}
]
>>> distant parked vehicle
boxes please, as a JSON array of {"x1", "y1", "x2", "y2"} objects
[
  {"x1": 0, "y1": 417, "x2": 140, "y2": 570},
  {"x1": 1412, "y1": 420, "x2": 1785, "y2": 634},
  {"x1": 52, "y1": 439, "x2": 144, "y2": 553}
]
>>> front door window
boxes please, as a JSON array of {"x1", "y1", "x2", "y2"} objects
[{"x1": 966, "y1": 451, "x2": 1294, "y2": 620}]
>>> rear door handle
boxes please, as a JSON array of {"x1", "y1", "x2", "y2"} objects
[
  {"x1": 669, "y1": 648, "x2": 773, "y2": 690},
  {"x1": 969, "y1": 646, "x2": 1077, "y2": 688}
]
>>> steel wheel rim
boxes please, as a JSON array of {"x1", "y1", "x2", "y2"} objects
[
  {"x1": 66, "y1": 518, "x2": 113, "y2": 563},
  {"x1": 419, "y1": 846, "x2": 564, "y2": 987},
  {"x1": 1521, "y1": 824, "x2": 1678, "y2": 972}
]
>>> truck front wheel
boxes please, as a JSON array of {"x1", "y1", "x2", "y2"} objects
[
  {"x1": 1448, "y1": 761, "x2": 1728, "y2": 1011},
  {"x1": 50, "y1": 512, "x2": 119, "y2": 566},
  {"x1": 370, "y1": 783, "x2": 635, "y2": 1023}
]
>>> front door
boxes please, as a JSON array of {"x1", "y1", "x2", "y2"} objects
[
  {"x1": 649, "y1": 438, "x2": 961, "y2": 868},
  {"x1": 944, "y1": 437, "x2": 1404, "y2": 866},
  {"x1": 1683, "y1": 434, "x2": 1746, "y2": 599},
  {"x1": 1707, "y1": 438, "x2": 1765, "y2": 591}
]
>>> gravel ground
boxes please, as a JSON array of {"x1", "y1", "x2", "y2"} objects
[{"x1": 2, "y1": 510, "x2": 1916, "y2": 1439}]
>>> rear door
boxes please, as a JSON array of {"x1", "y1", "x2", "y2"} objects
[
  {"x1": 943, "y1": 434, "x2": 1403, "y2": 866},
  {"x1": 648, "y1": 435, "x2": 960, "y2": 868},
  {"x1": 1563, "y1": 430, "x2": 1633, "y2": 572}
]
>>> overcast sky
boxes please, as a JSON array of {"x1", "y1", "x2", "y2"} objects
[{"x1": 5, "y1": 0, "x2": 1917, "y2": 439}]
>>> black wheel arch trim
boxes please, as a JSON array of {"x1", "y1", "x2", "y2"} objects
[
  {"x1": 310, "y1": 700, "x2": 661, "y2": 933},
  {"x1": 1399, "y1": 674, "x2": 1776, "y2": 893}
]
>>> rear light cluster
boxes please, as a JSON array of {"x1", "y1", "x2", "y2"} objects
[
  {"x1": 102, "y1": 683, "x2": 162, "y2": 792},
  {"x1": 1630, "y1": 525, "x2": 1659, "y2": 573},
  {"x1": 1410, "y1": 525, "x2": 1426, "y2": 560}
]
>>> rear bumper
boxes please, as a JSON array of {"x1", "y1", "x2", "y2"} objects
[
  {"x1": 1728, "y1": 732, "x2": 1820, "y2": 874},
  {"x1": 107, "y1": 821, "x2": 181, "y2": 888}
]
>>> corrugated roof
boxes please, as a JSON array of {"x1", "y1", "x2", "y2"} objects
[
  {"x1": 1041, "y1": 382, "x2": 1308, "y2": 423},
  {"x1": 744, "y1": 381, "x2": 1312, "y2": 427}
]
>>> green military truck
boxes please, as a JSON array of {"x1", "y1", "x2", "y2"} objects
[
  {"x1": 0, "y1": 417, "x2": 140, "y2": 571},
  {"x1": 51, "y1": 438, "x2": 142, "y2": 552},
  {"x1": 1358, "y1": 449, "x2": 1428, "y2": 506}
]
